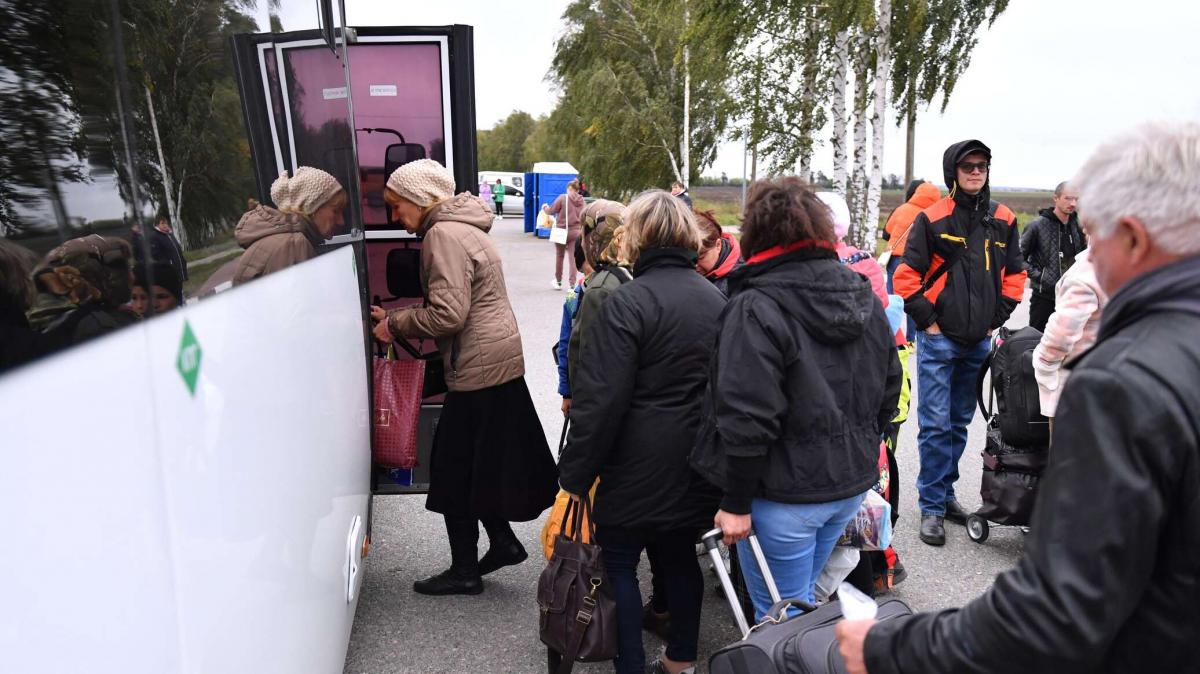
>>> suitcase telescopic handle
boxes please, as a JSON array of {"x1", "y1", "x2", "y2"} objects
[{"x1": 702, "y1": 528, "x2": 784, "y2": 639}]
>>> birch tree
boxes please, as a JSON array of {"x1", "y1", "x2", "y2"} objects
[
  {"x1": 862, "y1": 0, "x2": 892, "y2": 249},
  {"x1": 550, "y1": 0, "x2": 736, "y2": 196},
  {"x1": 849, "y1": 30, "x2": 870, "y2": 237},
  {"x1": 830, "y1": 29, "x2": 850, "y2": 196},
  {"x1": 890, "y1": 0, "x2": 1010, "y2": 183}
]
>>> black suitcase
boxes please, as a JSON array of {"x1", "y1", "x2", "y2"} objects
[{"x1": 703, "y1": 528, "x2": 913, "y2": 674}]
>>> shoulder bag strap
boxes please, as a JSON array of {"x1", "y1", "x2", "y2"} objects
[
  {"x1": 555, "y1": 609, "x2": 588, "y2": 674},
  {"x1": 917, "y1": 245, "x2": 967, "y2": 296},
  {"x1": 917, "y1": 201, "x2": 1004, "y2": 296},
  {"x1": 558, "y1": 418, "x2": 570, "y2": 455},
  {"x1": 975, "y1": 345, "x2": 997, "y2": 418}
]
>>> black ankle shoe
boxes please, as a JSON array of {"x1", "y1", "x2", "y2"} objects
[
  {"x1": 944, "y1": 498, "x2": 969, "y2": 526},
  {"x1": 478, "y1": 539, "x2": 528, "y2": 576},
  {"x1": 641, "y1": 598, "x2": 671, "y2": 640},
  {"x1": 919, "y1": 515, "x2": 946, "y2": 546},
  {"x1": 413, "y1": 568, "x2": 483, "y2": 596}
]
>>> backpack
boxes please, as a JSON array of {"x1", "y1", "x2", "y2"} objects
[{"x1": 975, "y1": 326, "x2": 1050, "y2": 448}]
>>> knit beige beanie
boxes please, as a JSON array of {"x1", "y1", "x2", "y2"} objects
[
  {"x1": 385, "y1": 159, "x2": 456, "y2": 208},
  {"x1": 270, "y1": 167, "x2": 343, "y2": 216}
]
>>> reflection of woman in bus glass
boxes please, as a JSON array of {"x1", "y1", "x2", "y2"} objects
[
  {"x1": 232, "y1": 167, "x2": 346, "y2": 286},
  {"x1": 371, "y1": 158, "x2": 558, "y2": 596}
]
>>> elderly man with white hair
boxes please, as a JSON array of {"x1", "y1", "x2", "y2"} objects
[{"x1": 836, "y1": 120, "x2": 1200, "y2": 673}]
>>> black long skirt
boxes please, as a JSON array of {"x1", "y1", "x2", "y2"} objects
[{"x1": 425, "y1": 376, "x2": 559, "y2": 522}]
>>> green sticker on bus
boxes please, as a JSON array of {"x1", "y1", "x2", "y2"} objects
[{"x1": 176, "y1": 321, "x2": 202, "y2": 396}]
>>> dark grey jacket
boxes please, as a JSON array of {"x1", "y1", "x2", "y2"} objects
[
  {"x1": 690, "y1": 247, "x2": 901, "y2": 511},
  {"x1": 865, "y1": 254, "x2": 1200, "y2": 673},
  {"x1": 1019, "y1": 207, "x2": 1085, "y2": 297}
]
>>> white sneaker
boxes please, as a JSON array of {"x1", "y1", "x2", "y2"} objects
[{"x1": 551, "y1": 279, "x2": 562, "y2": 290}]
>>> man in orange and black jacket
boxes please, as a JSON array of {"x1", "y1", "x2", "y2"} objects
[{"x1": 893, "y1": 139, "x2": 1026, "y2": 546}]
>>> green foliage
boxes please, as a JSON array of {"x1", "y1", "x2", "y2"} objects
[
  {"x1": 522, "y1": 114, "x2": 557, "y2": 168},
  {"x1": 125, "y1": 0, "x2": 260, "y2": 247},
  {"x1": 890, "y1": 0, "x2": 1010, "y2": 119},
  {"x1": 0, "y1": 0, "x2": 263, "y2": 247},
  {"x1": 547, "y1": 0, "x2": 737, "y2": 199},
  {"x1": 477, "y1": 110, "x2": 540, "y2": 171},
  {"x1": 709, "y1": 0, "x2": 873, "y2": 174},
  {"x1": 0, "y1": 0, "x2": 97, "y2": 236}
]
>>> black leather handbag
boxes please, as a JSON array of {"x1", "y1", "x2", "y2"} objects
[{"x1": 538, "y1": 496, "x2": 617, "y2": 674}]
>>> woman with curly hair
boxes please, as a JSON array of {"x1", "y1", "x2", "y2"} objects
[{"x1": 691, "y1": 177, "x2": 901, "y2": 619}]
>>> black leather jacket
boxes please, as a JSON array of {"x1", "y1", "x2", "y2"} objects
[{"x1": 864, "y1": 254, "x2": 1200, "y2": 673}]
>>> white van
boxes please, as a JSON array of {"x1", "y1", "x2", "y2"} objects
[{"x1": 478, "y1": 170, "x2": 526, "y2": 216}]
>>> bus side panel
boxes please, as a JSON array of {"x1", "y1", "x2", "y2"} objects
[
  {"x1": 147, "y1": 246, "x2": 370, "y2": 672},
  {"x1": 0, "y1": 323, "x2": 182, "y2": 671}
]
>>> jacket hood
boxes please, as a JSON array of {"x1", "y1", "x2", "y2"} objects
[
  {"x1": 235, "y1": 205, "x2": 320, "y2": 249},
  {"x1": 1099, "y1": 254, "x2": 1200, "y2": 339},
  {"x1": 943, "y1": 140, "x2": 992, "y2": 210},
  {"x1": 732, "y1": 249, "x2": 875, "y2": 344},
  {"x1": 707, "y1": 233, "x2": 742, "y2": 280},
  {"x1": 909, "y1": 182, "x2": 941, "y2": 209},
  {"x1": 633, "y1": 247, "x2": 698, "y2": 277},
  {"x1": 566, "y1": 190, "x2": 586, "y2": 211},
  {"x1": 419, "y1": 192, "x2": 494, "y2": 236}
]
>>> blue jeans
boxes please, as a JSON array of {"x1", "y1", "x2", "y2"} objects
[
  {"x1": 594, "y1": 527, "x2": 702, "y2": 673},
  {"x1": 737, "y1": 495, "x2": 863, "y2": 621},
  {"x1": 915, "y1": 331, "x2": 991, "y2": 515}
]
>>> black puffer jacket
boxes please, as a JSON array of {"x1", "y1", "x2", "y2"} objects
[
  {"x1": 559, "y1": 247, "x2": 726, "y2": 530},
  {"x1": 690, "y1": 246, "x2": 902, "y2": 510},
  {"x1": 865, "y1": 254, "x2": 1200, "y2": 673},
  {"x1": 1020, "y1": 207, "x2": 1085, "y2": 297}
]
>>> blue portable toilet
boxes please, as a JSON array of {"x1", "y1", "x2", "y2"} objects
[
  {"x1": 523, "y1": 162, "x2": 579, "y2": 237},
  {"x1": 523, "y1": 172, "x2": 538, "y2": 234}
]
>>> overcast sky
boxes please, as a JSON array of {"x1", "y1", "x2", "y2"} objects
[{"x1": 287, "y1": 0, "x2": 1198, "y2": 191}]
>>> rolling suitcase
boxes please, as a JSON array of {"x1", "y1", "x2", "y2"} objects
[{"x1": 703, "y1": 528, "x2": 912, "y2": 674}]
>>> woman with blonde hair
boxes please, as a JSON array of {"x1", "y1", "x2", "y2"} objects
[
  {"x1": 371, "y1": 158, "x2": 558, "y2": 596},
  {"x1": 559, "y1": 190, "x2": 725, "y2": 674},
  {"x1": 232, "y1": 166, "x2": 347, "y2": 285}
]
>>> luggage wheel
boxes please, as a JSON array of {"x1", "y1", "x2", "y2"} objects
[{"x1": 966, "y1": 515, "x2": 989, "y2": 543}]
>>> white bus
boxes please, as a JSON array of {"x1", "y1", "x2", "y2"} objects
[{"x1": 1, "y1": 1, "x2": 478, "y2": 670}]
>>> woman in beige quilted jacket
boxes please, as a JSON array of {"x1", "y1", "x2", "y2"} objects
[
  {"x1": 232, "y1": 167, "x2": 346, "y2": 286},
  {"x1": 370, "y1": 159, "x2": 558, "y2": 597}
]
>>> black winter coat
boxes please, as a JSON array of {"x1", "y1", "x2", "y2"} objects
[
  {"x1": 865, "y1": 254, "x2": 1200, "y2": 673},
  {"x1": 0, "y1": 307, "x2": 48, "y2": 374},
  {"x1": 690, "y1": 247, "x2": 902, "y2": 510},
  {"x1": 558, "y1": 247, "x2": 726, "y2": 531},
  {"x1": 137, "y1": 227, "x2": 189, "y2": 281},
  {"x1": 1020, "y1": 207, "x2": 1085, "y2": 297}
]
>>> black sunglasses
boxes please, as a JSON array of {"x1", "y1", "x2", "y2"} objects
[{"x1": 957, "y1": 161, "x2": 990, "y2": 174}]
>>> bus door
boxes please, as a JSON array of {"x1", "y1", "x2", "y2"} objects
[{"x1": 231, "y1": 25, "x2": 479, "y2": 496}]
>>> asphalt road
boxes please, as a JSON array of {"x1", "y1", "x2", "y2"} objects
[{"x1": 343, "y1": 216, "x2": 1029, "y2": 673}]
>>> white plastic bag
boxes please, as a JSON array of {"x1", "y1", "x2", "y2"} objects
[{"x1": 838, "y1": 489, "x2": 893, "y2": 551}]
